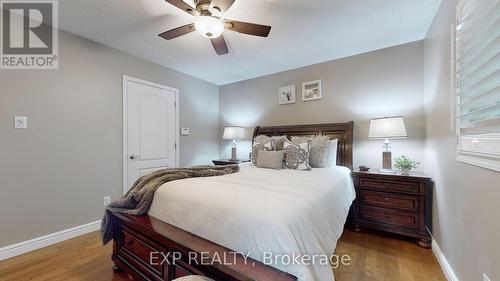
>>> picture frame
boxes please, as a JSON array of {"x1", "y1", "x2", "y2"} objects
[
  {"x1": 302, "y1": 80, "x2": 322, "y2": 101},
  {"x1": 278, "y1": 85, "x2": 297, "y2": 105}
]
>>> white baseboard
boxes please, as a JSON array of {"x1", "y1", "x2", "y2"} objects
[
  {"x1": 432, "y1": 238, "x2": 460, "y2": 281},
  {"x1": 0, "y1": 220, "x2": 101, "y2": 261}
]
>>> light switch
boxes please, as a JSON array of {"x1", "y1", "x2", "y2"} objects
[
  {"x1": 103, "y1": 195, "x2": 111, "y2": 206},
  {"x1": 180, "y1": 128, "x2": 190, "y2": 136},
  {"x1": 14, "y1": 116, "x2": 27, "y2": 129}
]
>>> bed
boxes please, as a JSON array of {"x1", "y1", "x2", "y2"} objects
[{"x1": 111, "y1": 122, "x2": 355, "y2": 281}]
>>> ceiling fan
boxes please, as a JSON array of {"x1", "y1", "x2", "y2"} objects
[{"x1": 159, "y1": 0, "x2": 272, "y2": 55}]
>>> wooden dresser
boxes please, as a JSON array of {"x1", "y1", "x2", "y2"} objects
[{"x1": 350, "y1": 170, "x2": 433, "y2": 248}]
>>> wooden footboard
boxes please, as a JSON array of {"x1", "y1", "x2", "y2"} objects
[{"x1": 111, "y1": 212, "x2": 297, "y2": 281}]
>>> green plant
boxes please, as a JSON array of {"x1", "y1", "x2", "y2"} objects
[{"x1": 394, "y1": 155, "x2": 420, "y2": 170}]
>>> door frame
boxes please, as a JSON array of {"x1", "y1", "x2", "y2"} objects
[{"x1": 122, "y1": 75, "x2": 180, "y2": 194}]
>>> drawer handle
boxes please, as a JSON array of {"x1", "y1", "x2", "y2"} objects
[
  {"x1": 384, "y1": 214, "x2": 391, "y2": 219},
  {"x1": 127, "y1": 239, "x2": 134, "y2": 246},
  {"x1": 384, "y1": 183, "x2": 390, "y2": 188},
  {"x1": 384, "y1": 197, "x2": 389, "y2": 202}
]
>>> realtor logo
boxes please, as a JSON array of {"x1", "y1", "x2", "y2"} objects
[{"x1": 1, "y1": 0, "x2": 58, "y2": 69}]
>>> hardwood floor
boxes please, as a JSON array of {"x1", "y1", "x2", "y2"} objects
[
  {"x1": 332, "y1": 230, "x2": 446, "y2": 281},
  {"x1": 0, "y1": 229, "x2": 445, "y2": 281},
  {"x1": 0, "y1": 232, "x2": 130, "y2": 281}
]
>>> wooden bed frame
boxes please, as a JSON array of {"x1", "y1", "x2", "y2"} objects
[
  {"x1": 111, "y1": 122, "x2": 354, "y2": 281},
  {"x1": 252, "y1": 122, "x2": 354, "y2": 170}
]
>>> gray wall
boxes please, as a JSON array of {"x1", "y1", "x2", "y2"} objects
[
  {"x1": 0, "y1": 30, "x2": 219, "y2": 247},
  {"x1": 424, "y1": 0, "x2": 500, "y2": 280},
  {"x1": 219, "y1": 41, "x2": 426, "y2": 171}
]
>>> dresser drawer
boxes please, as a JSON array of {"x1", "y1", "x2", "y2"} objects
[
  {"x1": 360, "y1": 190, "x2": 419, "y2": 212},
  {"x1": 359, "y1": 178, "x2": 422, "y2": 194},
  {"x1": 360, "y1": 206, "x2": 418, "y2": 229},
  {"x1": 122, "y1": 228, "x2": 164, "y2": 274}
]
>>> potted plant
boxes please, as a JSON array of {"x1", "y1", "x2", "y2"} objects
[{"x1": 394, "y1": 155, "x2": 420, "y2": 175}]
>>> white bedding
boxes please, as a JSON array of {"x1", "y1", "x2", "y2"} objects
[{"x1": 148, "y1": 163, "x2": 355, "y2": 281}]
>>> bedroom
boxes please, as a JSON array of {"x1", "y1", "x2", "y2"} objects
[{"x1": 0, "y1": 0, "x2": 499, "y2": 281}]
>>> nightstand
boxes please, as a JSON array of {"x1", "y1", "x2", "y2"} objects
[
  {"x1": 350, "y1": 170, "x2": 433, "y2": 248},
  {"x1": 212, "y1": 159, "x2": 251, "y2": 165}
]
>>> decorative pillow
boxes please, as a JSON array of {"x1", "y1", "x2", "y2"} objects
[
  {"x1": 328, "y1": 139, "x2": 338, "y2": 166},
  {"x1": 254, "y1": 135, "x2": 273, "y2": 144},
  {"x1": 291, "y1": 136, "x2": 330, "y2": 168},
  {"x1": 310, "y1": 136, "x2": 331, "y2": 168},
  {"x1": 252, "y1": 139, "x2": 273, "y2": 165},
  {"x1": 254, "y1": 135, "x2": 288, "y2": 150},
  {"x1": 272, "y1": 135, "x2": 288, "y2": 151},
  {"x1": 290, "y1": 136, "x2": 312, "y2": 145},
  {"x1": 283, "y1": 139, "x2": 311, "y2": 170},
  {"x1": 256, "y1": 150, "x2": 285, "y2": 170}
]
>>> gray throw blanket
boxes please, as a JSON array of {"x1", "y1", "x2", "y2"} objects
[{"x1": 101, "y1": 164, "x2": 239, "y2": 244}]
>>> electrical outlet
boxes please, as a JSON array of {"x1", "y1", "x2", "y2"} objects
[
  {"x1": 483, "y1": 273, "x2": 491, "y2": 281},
  {"x1": 103, "y1": 196, "x2": 111, "y2": 206},
  {"x1": 14, "y1": 116, "x2": 27, "y2": 129}
]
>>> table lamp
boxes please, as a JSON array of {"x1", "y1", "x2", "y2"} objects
[
  {"x1": 223, "y1": 126, "x2": 245, "y2": 161},
  {"x1": 369, "y1": 116, "x2": 408, "y2": 171}
]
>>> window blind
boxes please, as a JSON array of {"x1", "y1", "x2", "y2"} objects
[{"x1": 456, "y1": 0, "x2": 500, "y2": 160}]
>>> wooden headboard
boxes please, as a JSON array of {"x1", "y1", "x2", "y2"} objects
[{"x1": 253, "y1": 122, "x2": 354, "y2": 170}]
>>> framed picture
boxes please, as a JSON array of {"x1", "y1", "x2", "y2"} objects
[
  {"x1": 302, "y1": 80, "x2": 322, "y2": 101},
  {"x1": 278, "y1": 85, "x2": 296, "y2": 105}
]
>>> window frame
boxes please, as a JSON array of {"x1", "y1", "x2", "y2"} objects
[{"x1": 454, "y1": 0, "x2": 500, "y2": 172}]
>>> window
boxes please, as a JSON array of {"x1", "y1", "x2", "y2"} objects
[{"x1": 455, "y1": 0, "x2": 500, "y2": 171}]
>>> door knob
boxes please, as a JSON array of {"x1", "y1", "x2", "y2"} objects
[{"x1": 129, "y1": 155, "x2": 141, "y2": 160}]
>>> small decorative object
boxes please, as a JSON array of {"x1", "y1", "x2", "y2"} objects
[
  {"x1": 394, "y1": 155, "x2": 420, "y2": 175},
  {"x1": 302, "y1": 80, "x2": 322, "y2": 101},
  {"x1": 278, "y1": 85, "x2": 297, "y2": 105},
  {"x1": 359, "y1": 165, "x2": 370, "y2": 172},
  {"x1": 368, "y1": 116, "x2": 408, "y2": 172},
  {"x1": 223, "y1": 127, "x2": 245, "y2": 161}
]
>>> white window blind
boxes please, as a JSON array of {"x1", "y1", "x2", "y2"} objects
[{"x1": 455, "y1": 0, "x2": 500, "y2": 171}]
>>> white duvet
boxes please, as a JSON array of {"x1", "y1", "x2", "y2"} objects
[{"x1": 148, "y1": 163, "x2": 355, "y2": 281}]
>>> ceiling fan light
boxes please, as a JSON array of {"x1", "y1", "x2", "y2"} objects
[{"x1": 194, "y1": 16, "x2": 224, "y2": 38}]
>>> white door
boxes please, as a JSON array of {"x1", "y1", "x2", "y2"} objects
[{"x1": 123, "y1": 77, "x2": 178, "y2": 193}]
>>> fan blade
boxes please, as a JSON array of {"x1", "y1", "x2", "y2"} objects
[
  {"x1": 159, "y1": 23, "x2": 195, "y2": 40},
  {"x1": 210, "y1": 35, "x2": 229, "y2": 55},
  {"x1": 224, "y1": 20, "x2": 271, "y2": 37},
  {"x1": 164, "y1": 0, "x2": 198, "y2": 16},
  {"x1": 209, "y1": 0, "x2": 235, "y2": 14}
]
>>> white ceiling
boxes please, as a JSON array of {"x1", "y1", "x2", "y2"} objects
[{"x1": 59, "y1": 0, "x2": 440, "y2": 85}]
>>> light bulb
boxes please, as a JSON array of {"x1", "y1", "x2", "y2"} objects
[{"x1": 194, "y1": 16, "x2": 224, "y2": 38}]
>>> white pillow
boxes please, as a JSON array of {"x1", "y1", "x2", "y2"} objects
[{"x1": 328, "y1": 139, "x2": 338, "y2": 166}]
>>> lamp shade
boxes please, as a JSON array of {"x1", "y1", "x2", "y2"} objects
[
  {"x1": 369, "y1": 117, "x2": 408, "y2": 139},
  {"x1": 223, "y1": 127, "x2": 245, "y2": 140}
]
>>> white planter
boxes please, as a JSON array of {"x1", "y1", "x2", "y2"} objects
[{"x1": 400, "y1": 168, "x2": 411, "y2": 175}]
